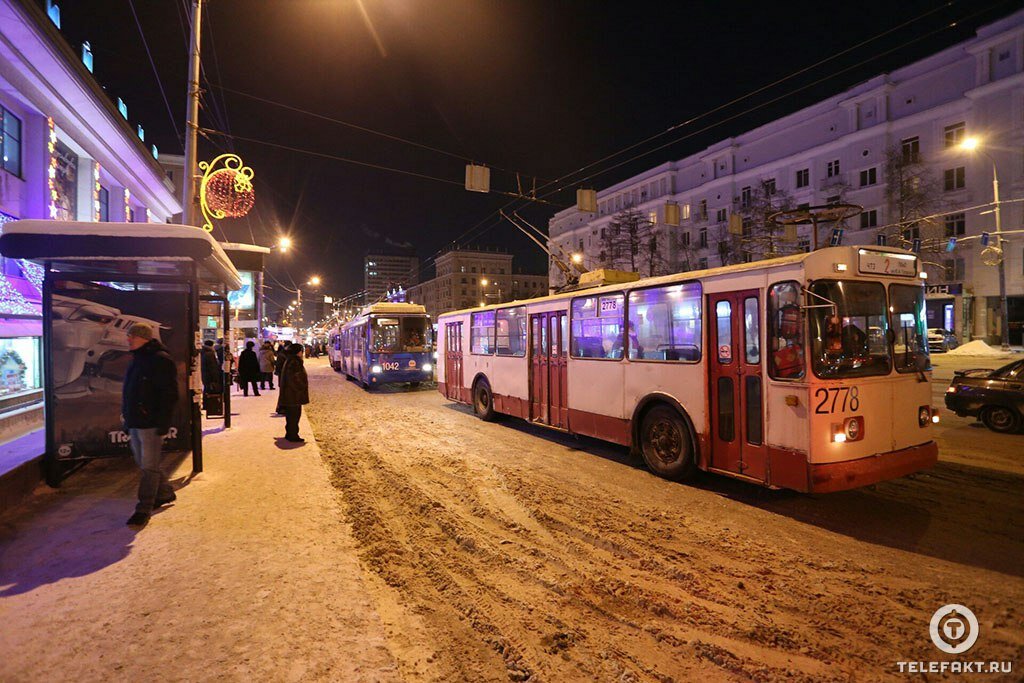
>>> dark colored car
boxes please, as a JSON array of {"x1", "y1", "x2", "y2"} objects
[
  {"x1": 945, "y1": 359, "x2": 1024, "y2": 433},
  {"x1": 927, "y1": 328, "x2": 959, "y2": 353}
]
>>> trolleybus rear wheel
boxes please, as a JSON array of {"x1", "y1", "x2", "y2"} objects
[
  {"x1": 409, "y1": 381, "x2": 421, "y2": 389},
  {"x1": 639, "y1": 405, "x2": 696, "y2": 481},
  {"x1": 473, "y1": 379, "x2": 496, "y2": 421}
]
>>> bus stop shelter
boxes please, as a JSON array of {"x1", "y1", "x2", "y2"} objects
[{"x1": 0, "y1": 220, "x2": 242, "y2": 486}]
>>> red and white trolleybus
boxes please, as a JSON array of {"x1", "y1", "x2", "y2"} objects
[{"x1": 436, "y1": 246, "x2": 939, "y2": 493}]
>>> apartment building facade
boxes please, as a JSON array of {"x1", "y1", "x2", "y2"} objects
[
  {"x1": 364, "y1": 248, "x2": 419, "y2": 302},
  {"x1": 549, "y1": 10, "x2": 1024, "y2": 344},
  {"x1": 0, "y1": 0, "x2": 180, "y2": 443},
  {"x1": 406, "y1": 248, "x2": 548, "y2": 321}
]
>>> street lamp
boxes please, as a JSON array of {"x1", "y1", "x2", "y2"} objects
[
  {"x1": 277, "y1": 236, "x2": 292, "y2": 252},
  {"x1": 571, "y1": 253, "x2": 584, "y2": 265},
  {"x1": 959, "y1": 136, "x2": 1009, "y2": 351},
  {"x1": 308, "y1": 275, "x2": 322, "y2": 287}
]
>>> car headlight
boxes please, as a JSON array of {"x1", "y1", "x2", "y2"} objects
[
  {"x1": 422, "y1": 363, "x2": 433, "y2": 372},
  {"x1": 371, "y1": 365, "x2": 382, "y2": 374}
]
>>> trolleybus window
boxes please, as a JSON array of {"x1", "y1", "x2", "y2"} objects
[
  {"x1": 744, "y1": 296, "x2": 760, "y2": 364},
  {"x1": 370, "y1": 318, "x2": 401, "y2": 353},
  {"x1": 768, "y1": 281, "x2": 804, "y2": 380},
  {"x1": 809, "y1": 280, "x2": 891, "y2": 378},
  {"x1": 626, "y1": 282, "x2": 702, "y2": 362},
  {"x1": 571, "y1": 293, "x2": 624, "y2": 359},
  {"x1": 889, "y1": 284, "x2": 930, "y2": 373},
  {"x1": 716, "y1": 301, "x2": 733, "y2": 364},
  {"x1": 470, "y1": 310, "x2": 495, "y2": 355},
  {"x1": 495, "y1": 306, "x2": 526, "y2": 357}
]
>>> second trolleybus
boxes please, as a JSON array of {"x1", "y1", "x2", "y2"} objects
[
  {"x1": 329, "y1": 302, "x2": 434, "y2": 389},
  {"x1": 436, "y1": 246, "x2": 939, "y2": 493}
]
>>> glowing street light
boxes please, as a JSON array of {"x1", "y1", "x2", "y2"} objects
[
  {"x1": 959, "y1": 136, "x2": 980, "y2": 152},
  {"x1": 480, "y1": 278, "x2": 489, "y2": 286},
  {"x1": 571, "y1": 252, "x2": 584, "y2": 265},
  {"x1": 277, "y1": 236, "x2": 292, "y2": 252},
  {"x1": 308, "y1": 275, "x2": 322, "y2": 287}
]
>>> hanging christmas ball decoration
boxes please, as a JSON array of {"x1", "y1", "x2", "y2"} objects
[
  {"x1": 198, "y1": 154, "x2": 256, "y2": 232},
  {"x1": 205, "y1": 168, "x2": 255, "y2": 217}
]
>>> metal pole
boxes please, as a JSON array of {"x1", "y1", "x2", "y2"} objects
[
  {"x1": 811, "y1": 216, "x2": 819, "y2": 251},
  {"x1": 991, "y1": 157, "x2": 1009, "y2": 351},
  {"x1": 181, "y1": 0, "x2": 203, "y2": 227}
]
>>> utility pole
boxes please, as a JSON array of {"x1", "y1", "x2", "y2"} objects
[
  {"x1": 182, "y1": 0, "x2": 203, "y2": 227},
  {"x1": 990, "y1": 158, "x2": 1009, "y2": 351}
]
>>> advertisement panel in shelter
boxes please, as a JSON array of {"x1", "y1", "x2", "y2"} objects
[{"x1": 49, "y1": 280, "x2": 191, "y2": 459}]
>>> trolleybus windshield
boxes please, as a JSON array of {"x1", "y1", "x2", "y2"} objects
[
  {"x1": 889, "y1": 284, "x2": 930, "y2": 373},
  {"x1": 370, "y1": 316, "x2": 432, "y2": 353},
  {"x1": 809, "y1": 280, "x2": 891, "y2": 378}
]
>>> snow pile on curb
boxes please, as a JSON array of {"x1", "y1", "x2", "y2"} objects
[{"x1": 945, "y1": 340, "x2": 1005, "y2": 356}]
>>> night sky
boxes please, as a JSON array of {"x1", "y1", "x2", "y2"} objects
[{"x1": 47, "y1": 0, "x2": 1019, "y2": 309}]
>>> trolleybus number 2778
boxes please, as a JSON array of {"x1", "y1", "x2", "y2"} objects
[{"x1": 813, "y1": 386, "x2": 860, "y2": 414}]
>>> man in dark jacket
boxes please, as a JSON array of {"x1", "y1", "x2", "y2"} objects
[
  {"x1": 200, "y1": 340, "x2": 222, "y2": 394},
  {"x1": 279, "y1": 343, "x2": 309, "y2": 443},
  {"x1": 122, "y1": 323, "x2": 179, "y2": 527},
  {"x1": 274, "y1": 341, "x2": 291, "y2": 414},
  {"x1": 237, "y1": 340, "x2": 262, "y2": 396}
]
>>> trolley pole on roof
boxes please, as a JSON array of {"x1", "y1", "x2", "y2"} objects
[{"x1": 182, "y1": 0, "x2": 203, "y2": 227}]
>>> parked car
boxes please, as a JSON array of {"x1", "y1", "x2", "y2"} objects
[
  {"x1": 945, "y1": 359, "x2": 1024, "y2": 433},
  {"x1": 928, "y1": 328, "x2": 959, "y2": 353}
]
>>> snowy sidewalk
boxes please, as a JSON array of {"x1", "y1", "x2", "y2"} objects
[{"x1": 0, "y1": 382, "x2": 399, "y2": 682}]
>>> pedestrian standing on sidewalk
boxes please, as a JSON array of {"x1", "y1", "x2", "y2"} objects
[
  {"x1": 258, "y1": 341, "x2": 276, "y2": 390},
  {"x1": 274, "y1": 341, "x2": 291, "y2": 414},
  {"x1": 122, "y1": 323, "x2": 178, "y2": 527},
  {"x1": 238, "y1": 340, "x2": 262, "y2": 397},
  {"x1": 200, "y1": 340, "x2": 222, "y2": 394},
  {"x1": 279, "y1": 342, "x2": 309, "y2": 443}
]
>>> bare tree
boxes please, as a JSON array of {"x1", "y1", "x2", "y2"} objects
[
  {"x1": 733, "y1": 179, "x2": 799, "y2": 260},
  {"x1": 713, "y1": 224, "x2": 744, "y2": 266},
  {"x1": 880, "y1": 143, "x2": 947, "y2": 270},
  {"x1": 598, "y1": 207, "x2": 668, "y2": 276}
]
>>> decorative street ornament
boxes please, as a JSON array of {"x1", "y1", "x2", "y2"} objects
[{"x1": 198, "y1": 153, "x2": 255, "y2": 233}]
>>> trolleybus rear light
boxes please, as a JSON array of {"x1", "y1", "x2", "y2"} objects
[
  {"x1": 918, "y1": 406, "x2": 931, "y2": 427},
  {"x1": 833, "y1": 431, "x2": 847, "y2": 443}
]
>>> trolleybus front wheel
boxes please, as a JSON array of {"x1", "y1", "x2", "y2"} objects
[
  {"x1": 639, "y1": 405, "x2": 696, "y2": 481},
  {"x1": 473, "y1": 379, "x2": 497, "y2": 421}
]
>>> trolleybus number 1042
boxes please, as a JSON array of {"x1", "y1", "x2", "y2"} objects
[
  {"x1": 381, "y1": 361, "x2": 401, "y2": 371},
  {"x1": 813, "y1": 386, "x2": 860, "y2": 414}
]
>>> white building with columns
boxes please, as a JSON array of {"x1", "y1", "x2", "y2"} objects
[{"x1": 549, "y1": 10, "x2": 1024, "y2": 345}]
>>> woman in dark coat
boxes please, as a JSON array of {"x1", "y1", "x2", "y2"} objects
[
  {"x1": 274, "y1": 341, "x2": 291, "y2": 414},
  {"x1": 279, "y1": 343, "x2": 309, "y2": 442},
  {"x1": 237, "y1": 341, "x2": 262, "y2": 397}
]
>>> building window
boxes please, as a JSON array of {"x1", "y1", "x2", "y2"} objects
[
  {"x1": 716, "y1": 208, "x2": 727, "y2": 223},
  {"x1": 699, "y1": 227, "x2": 708, "y2": 249},
  {"x1": 698, "y1": 199, "x2": 707, "y2": 220},
  {"x1": 943, "y1": 258, "x2": 965, "y2": 281},
  {"x1": 944, "y1": 122, "x2": 965, "y2": 148},
  {"x1": 98, "y1": 186, "x2": 109, "y2": 222},
  {"x1": 764, "y1": 178, "x2": 776, "y2": 195},
  {"x1": 681, "y1": 231, "x2": 691, "y2": 246},
  {"x1": 740, "y1": 186, "x2": 751, "y2": 208},
  {"x1": 681, "y1": 203, "x2": 691, "y2": 220},
  {"x1": 826, "y1": 195, "x2": 840, "y2": 205},
  {"x1": 1, "y1": 107, "x2": 22, "y2": 177},
  {"x1": 698, "y1": 257, "x2": 708, "y2": 269},
  {"x1": 944, "y1": 212, "x2": 966, "y2": 237},
  {"x1": 901, "y1": 136, "x2": 920, "y2": 163},
  {"x1": 944, "y1": 167, "x2": 965, "y2": 191},
  {"x1": 859, "y1": 167, "x2": 877, "y2": 187},
  {"x1": 859, "y1": 210, "x2": 878, "y2": 229},
  {"x1": 827, "y1": 159, "x2": 840, "y2": 177},
  {"x1": 795, "y1": 168, "x2": 809, "y2": 188},
  {"x1": 798, "y1": 238, "x2": 810, "y2": 253}
]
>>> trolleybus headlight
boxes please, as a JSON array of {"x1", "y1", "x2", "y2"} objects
[
  {"x1": 833, "y1": 431, "x2": 847, "y2": 443},
  {"x1": 931, "y1": 410, "x2": 940, "y2": 424},
  {"x1": 422, "y1": 363, "x2": 433, "y2": 372},
  {"x1": 433, "y1": 351, "x2": 438, "y2": 359},
  {"x1": 371, "y1": 365, "x2": 383, "y2": 374},
  {"x1": 918, "y1": 406, "x2": 931, "y2": 427}
]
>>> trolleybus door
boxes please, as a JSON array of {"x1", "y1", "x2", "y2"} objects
[
  {"x1": 708, "y1": 290, "x2": 767, "y2": 481},
  {"x1": 530, "y1": 311, "x2": 568, "y2": 428},
  {"x1": 444, "y1": 321, "x2": 463, "y2": 401}
]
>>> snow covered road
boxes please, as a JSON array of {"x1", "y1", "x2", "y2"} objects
[{"x1": 306, "y1": 359, "x2": 1023, "y2": 682}]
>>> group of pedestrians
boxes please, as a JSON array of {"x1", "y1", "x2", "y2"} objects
[{"x1": 123, "y1": 330, "x2": 311, "y2": 528}]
